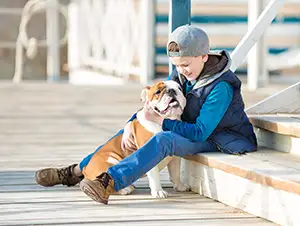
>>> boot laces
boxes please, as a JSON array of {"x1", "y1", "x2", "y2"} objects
[
  {"x1": 57, "y1": 164, "x2": 75, "y2": 186},
  {"x1": 97, "y1": 173, "x2": 111, "y2": 189}
]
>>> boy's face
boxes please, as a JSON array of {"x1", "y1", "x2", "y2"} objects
[{"x1": 170, "y1": 55, "x2": 208, "y2": 81}]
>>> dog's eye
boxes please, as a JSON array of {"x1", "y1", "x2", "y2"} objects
[{"x1": 155, "y1": 90, "x2": 161, "y2": 95}]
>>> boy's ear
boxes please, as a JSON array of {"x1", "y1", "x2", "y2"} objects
[
  {"x1": 203, "y1": 54, "x2": 209, "y2": 63},
  {"x1": 140, "y1": 86, "x2": 151, "y2": 102}
]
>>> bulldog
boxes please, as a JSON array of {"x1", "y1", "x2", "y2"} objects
[{"x1": 81, "y1": 80, "x2": 189, "y2": 198}]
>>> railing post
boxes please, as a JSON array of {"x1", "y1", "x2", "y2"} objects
[
  {"x1": 247, "y1": 0, "x2": 268, "y2": 91},
  {"x1": 230, "y1": 0, "x2": 286, "y2": 81},
  {"x1": 46, "y1": 0, "x2": 60, "y2": 82},
  {"x1": 68, "y1": 0, "x2": 81, "y2": 79},
  {"x1": 168, "y1": 0, "x2": 191, "y2": 73},
  {"x1": 140, "y1": 0, "x2": 155, "y2": 85}
]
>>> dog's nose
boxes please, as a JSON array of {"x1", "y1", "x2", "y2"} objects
[{"x1": 167, "y1": 88, "x2": 176, "y2": 96}]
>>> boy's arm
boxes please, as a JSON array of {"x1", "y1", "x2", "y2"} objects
[{"x1": 162, "y1": 81, "x2": 233, "y2": 142}]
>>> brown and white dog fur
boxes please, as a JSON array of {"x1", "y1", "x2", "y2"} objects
[{"x1": 81, "y1": 80, "x2": 189, "y2": 198}]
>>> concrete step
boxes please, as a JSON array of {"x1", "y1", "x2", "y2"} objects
[
  {"x1": 181, "y1": 148, "x2": 300, "y2": 226},
  {"x1": 249, "y1": 115, "x2": 300, "y2": 155}
]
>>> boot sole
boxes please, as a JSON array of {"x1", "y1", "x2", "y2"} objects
[{"x1": 80, "y1": 179, "x2": 108, "y2": 205}]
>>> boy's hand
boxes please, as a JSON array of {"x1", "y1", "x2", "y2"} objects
[
  {"x1": 144, "y1": 101, "x2": 164, "y2": 125},
  {"x1": 121, "y1": 121, "x2": 137, "y2": 152}
]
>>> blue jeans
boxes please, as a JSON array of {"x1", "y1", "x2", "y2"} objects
[{"x1": 80, "y1": 130, "x2": 217, "y2": 192}]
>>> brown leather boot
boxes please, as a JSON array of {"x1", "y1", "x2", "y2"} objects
[
  {"x1": 35, "y1": 164, "x2": 83, "y2": 187},
  {"x1": 80, "y1": 172, "x2": 114, "y2": 205}
]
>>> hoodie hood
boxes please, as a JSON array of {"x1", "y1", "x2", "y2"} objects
[{"x1": 178, "y1": 50, "x2": 232, "y2": 90}]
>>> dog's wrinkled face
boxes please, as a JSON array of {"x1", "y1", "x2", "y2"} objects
[{"x1": 141, "y1": 81, "x2": 186, "y2": 119}]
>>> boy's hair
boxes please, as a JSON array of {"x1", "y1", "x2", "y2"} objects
[{"x1": 167, "y1": 42, "x2": 180, "y2": 53}]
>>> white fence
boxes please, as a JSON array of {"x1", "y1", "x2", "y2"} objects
[{"x1": 68, "y1": 0, "x2": 154, "y2": 85}]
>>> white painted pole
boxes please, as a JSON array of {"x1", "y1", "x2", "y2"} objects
[
  {"x1": 68, "y1": 0, "x2": 81, "y2": 79},
  {"x1": 13, "y1": 37, "x2": 24, "y2": 83},
  {"x1": 78, "y1": 1, "x2": 91, "y2": 70},
  {"x1": 46, "y1": 0, "x2": 60, "y2": 82},
  {"x1": 230, "y1": 0, "x2": 286, "y2": 75},
  {"x1": 258, "y1": 1, "x2": 269, "y2": 88},
  {"x1": 259, "y1": 29, "x2": 269, "y2": 88},
  {"x1": 247, "y1": 0, "x2": 268, "y2": 91},
  {"x1": 140, "y1": 0, "x2": 154, "y2": 85}
]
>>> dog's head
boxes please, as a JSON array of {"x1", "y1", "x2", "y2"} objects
[{"x1": 140, "y1": 81, "x2": 186, "y2": 120}]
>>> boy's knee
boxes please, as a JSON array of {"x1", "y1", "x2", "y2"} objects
[
  {"x1": 154, "y1": 131, "x2": 174, "y2": 155},
  {"x1": 155, "y1": 131, "x2": 173, "y2": 142}
]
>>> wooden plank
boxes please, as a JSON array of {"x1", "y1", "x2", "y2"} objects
[
  {"x1": 184, "y1": 148, "x2": 300, "y2": 195},
  {"x1": 0, "y1": 188, "x2": 268, "y2": 225},
  {"x1": 250, "y1": 115, "x2": 300, "y2": 137},
  {"x1": 182, "y1": 159, "x2": 299, "y2": 226},
  {"x1": 254, "y1": 127, "x2": 300, "y2": 156}
]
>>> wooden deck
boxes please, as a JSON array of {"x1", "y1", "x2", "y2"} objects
[{"x1": 0, "y1": 82, "x2": 279, "y2": 225}]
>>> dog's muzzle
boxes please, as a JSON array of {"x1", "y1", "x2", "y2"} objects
[{"x1": 154, "y1": 92, "x2": 180, "y2": 114}]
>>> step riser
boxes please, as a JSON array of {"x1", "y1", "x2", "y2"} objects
[
  {"x1": 181, "y1": 159, "x2": 300, "y2": 226},
  {"x1": 254, "y1": 127, "x2": 300, "y2": 155}
]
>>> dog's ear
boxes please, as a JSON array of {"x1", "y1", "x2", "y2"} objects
[{"x1": 140, "y1": 86, "x2": 150, "y2": 102}]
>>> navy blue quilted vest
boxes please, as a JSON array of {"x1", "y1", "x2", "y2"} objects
[{"x1": 170, "y1": 69, "x2": 257, "y2": 154}]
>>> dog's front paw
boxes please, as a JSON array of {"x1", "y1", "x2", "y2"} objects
[
  {"x1": 151, "y1": 189, "x2": 169, "y2": 198},
  {"x1": 174, "y1": 183, "x2": 191, "y2": 192}
]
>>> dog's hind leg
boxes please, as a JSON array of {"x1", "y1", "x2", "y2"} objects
[{"x1": 167, "y1": 157, "x2": 190, "y2": 192}]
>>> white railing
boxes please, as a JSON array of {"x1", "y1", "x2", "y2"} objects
[
  {"x1": 10, "y1": 0, "x2": 68, "y2": 83},
  {"x1": 68, "y1": 0, "x2": 154, "y2": 85},
  {"x1": 231, "y1": 0, "x2": 286, "y2": 91}
]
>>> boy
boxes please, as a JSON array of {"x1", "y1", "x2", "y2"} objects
[{"x1": 35, "y1": 25, "x2": 257, "y2": 204}]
